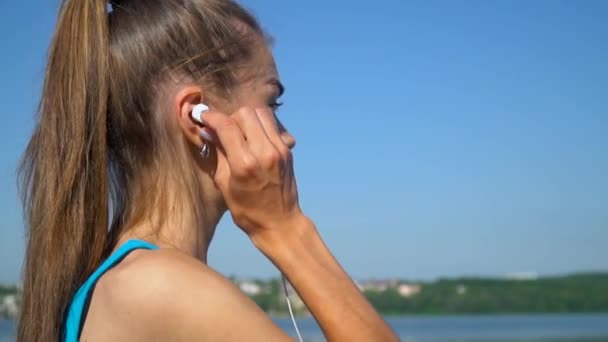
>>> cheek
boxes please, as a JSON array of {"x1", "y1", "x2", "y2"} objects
[
  {"x1": 207, "y1": 96, "x2": 236, "y2": 116},
  {"x1": 230, "y1": 82, "x2": 270, "y2": 108},
  {"x1": 207, "y1": 88, "x2": 260, "y2": 114},
  {"x1": 222, "y1": 95, "x2": 268, "y2": 114}
]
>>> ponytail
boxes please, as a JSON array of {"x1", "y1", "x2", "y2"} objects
[
  {"x1": 18, "y1": 0, "x2": 111, "y2": 340},
  {"x1": 18, "y1": 0, "x2": 267, "y2": 339}
]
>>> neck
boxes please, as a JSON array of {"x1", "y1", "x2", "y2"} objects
[{"x1": 117, "y1": 175, "x2": 225, "y2": 263}]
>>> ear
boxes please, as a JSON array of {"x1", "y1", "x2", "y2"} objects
[{"x1": 174, "y1": 86, "x2": 207, "y2": 149}]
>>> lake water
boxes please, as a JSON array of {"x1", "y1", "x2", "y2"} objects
[{"x1": 2, "y1": 314, "x2": 608, "y2": 341}]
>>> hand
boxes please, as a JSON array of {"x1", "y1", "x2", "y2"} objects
[{"x1": 200, "y1": 107, "x2": 304, "y2": 242}]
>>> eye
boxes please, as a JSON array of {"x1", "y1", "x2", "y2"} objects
[{"x1": 269, "y1": 101, "x2": 284, "y2": 111}]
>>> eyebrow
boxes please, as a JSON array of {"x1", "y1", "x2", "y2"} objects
[{"x1": 268, "y1": 78, "x2": 285, "y2": 97}]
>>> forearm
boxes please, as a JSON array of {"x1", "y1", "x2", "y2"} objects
[{"x1": 252, "y1": 216, "x2": 399, "y2": 342}]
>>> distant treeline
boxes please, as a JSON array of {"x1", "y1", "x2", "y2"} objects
[
  {"x1": 364, "y1": 273, "x2": 608, "y2": 315},
  {"x1": 1, "y1": 273, "x2": 607, "y2": 316},
  {"x1": 0, "y1": 285, "x2": 18, "y2": 298},
  {"x1": 247, "y1": 272, "x2": 608, "y2": 316}
]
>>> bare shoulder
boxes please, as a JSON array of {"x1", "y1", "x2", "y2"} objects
[
  {"x1": 93, "y1": 248, "x2": 291, "y2": 341},
  {"x1": 106, "y1": 247, "x2": 229, "y2": 298}
]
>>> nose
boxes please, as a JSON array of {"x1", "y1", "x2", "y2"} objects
[
  {"x1": 281, "y1": 131, "x2": 296, "y2": 149},
  {"x1": 277, "y1": 119, "x2": 296, "y2": 149}
]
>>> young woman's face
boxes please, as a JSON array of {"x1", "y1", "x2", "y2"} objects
[
  {"x1": 192, "y1": 40, "x2": 296, "y2": 211},
  {"x1": 216, "y1": 41, "x2": 296, "y2": 150}
]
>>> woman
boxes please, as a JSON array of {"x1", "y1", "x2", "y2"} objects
[{"x1": 18, "y1": 0, "x2": 398, "y2": 341}]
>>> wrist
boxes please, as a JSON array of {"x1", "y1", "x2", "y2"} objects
[{"x1": 250, "y1": 214, "x2": 317, "y2": 259}]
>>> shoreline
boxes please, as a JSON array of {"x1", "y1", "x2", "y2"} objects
[
  {"x1": 2, "y1": 312, "x2": 608, "y2": 322},
  {"x1": 269, "y1": 312, "x2": 608, "y2": 319}
]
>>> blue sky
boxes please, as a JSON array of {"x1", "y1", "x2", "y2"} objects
[{"x1": 0, "y1": 0, "x2": 607, "y2": 284}]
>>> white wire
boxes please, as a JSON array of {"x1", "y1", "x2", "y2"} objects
[{"x1": 281, "y1": 273, "x2": 303, "y2": 342}]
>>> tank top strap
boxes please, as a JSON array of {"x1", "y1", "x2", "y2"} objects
[{"x1": 63, "y1": 239, "x2": 159, "y2": 342}]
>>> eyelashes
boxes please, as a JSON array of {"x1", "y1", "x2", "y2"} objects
[{"x1": 269, "y1": 101, "x2": 284, "y2": 111}]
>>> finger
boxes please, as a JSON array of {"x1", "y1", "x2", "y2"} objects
[
  {"x1": 199, "y1": 111, "x2": 253, "y2": 169},
  {"x1": 231, "y1": 107, "x2": 273, "y2": 156},
  {"x1": 255, "y1": 108, "x2": 291, "y2": 155},
  {"x1": 212, "y1": 145, "x2": 230, "y2": 191}
]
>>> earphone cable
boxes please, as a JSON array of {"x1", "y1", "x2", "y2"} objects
[{"x1": 281, "y1": 272, "x2": 303, "y2": 342}]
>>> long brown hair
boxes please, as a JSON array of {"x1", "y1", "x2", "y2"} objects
[{"x1": 18, "y1": 0, "x2": 262, "y2": 340}]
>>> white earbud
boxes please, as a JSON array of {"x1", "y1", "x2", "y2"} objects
[
  {"x1": 191, "y1": 103, "x2": 209, "y2": 124},
  {"x1": 191, "y1": 103, "x2": 214, "y2": 142}
]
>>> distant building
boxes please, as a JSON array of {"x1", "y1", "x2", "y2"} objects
[
  {"x1": 456, "y1": 285, "x2": 467, "y2": 295},
  {"x1": 504, "y1": 272, "x2": 538, "y2": 281},
  {"x1": 239, "y1": 281, "x2": 262, "y2": 296},
  {"x1": 1, "y1": 294, "x2": 19, "y2": 319},
  {"x1": 397, "y1": 284, "x2": 421, "y2": 297},
  {"x1": 359, "y1": 280, "x2": 391, "y2": 292}
]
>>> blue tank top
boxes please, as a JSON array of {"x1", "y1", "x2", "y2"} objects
[{"x1": 63, "y1": 239, "x2": 159, "y2": 342}]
